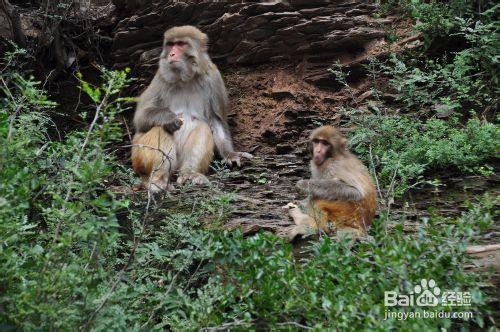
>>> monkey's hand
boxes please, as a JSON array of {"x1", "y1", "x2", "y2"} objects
[
  {"x1": 296, "y1": 179, "x2": 311, "y2": 194},
  {"x1": 163, "y1": 117, "x2": 184, "y2": 134},
  {"x1": 223, "y1": 151, "x2": 253, "y2": 167},
  {"x1": 282, "y1": 202, "x2": 299, "y2": 210},
  {"x1": 297, "y1": 178, "x2": 362, "y2": 201}
]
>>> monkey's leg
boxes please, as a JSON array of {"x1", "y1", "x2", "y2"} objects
[
  {"x1": 176, "y1": 120, "x2": 215, "y2": 185},
  {"x1": 336, "y1": 227, "x2": 365, "y2": 239},
  {"x1": 285, "y1": 205, "x2": 330, "y2": 241},
  {"x1": 132, "y1": 126, "x2": 177, "y2": 192},
  {"x1": 286, "y1": 225, "x2": 310, "y2": 241},
  {"x1": 288, "y1": 206, "x2": 316, "y2": 227}
]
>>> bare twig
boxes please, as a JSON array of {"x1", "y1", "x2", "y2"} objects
[
  {"x1": 368, "y1": 144, "x2": 383, "y2": 201},
  {"x1": 201, "y1": 319, "x2": 252, "y2": 331},
  {"x1": 7, "y1": 103, "x2": 23, "y2": 141},
  {"x1": 120, "y1": 144, "x2": 172, "y2": 168},
  {"x1": 75, "y1": 92, "x2": 110, "y2": 169},
  {"x1": 276, "y1": 321, "x2": 313, "y2": 330},
  {"x1": 383, "y1": 160, "x2": 400, "y2": 234},
  {"x1": 121, "y1": 115, "x2": 132, "y2": 143},
  {"x1": 1, "y1": 75, "x2": 24, "y2": 140},
  {"x1": 37, "y1": 72, "x2": 117, "y2": 306},
  {"x1": 466, "y1": 244, "x2": 500, "y2": 254},
  {"x1": 0, "y1": 76, "x2": 16, "y2": 103},
  {"x1": 84, "y1": 242, "x2": 98, "y2": 270}
]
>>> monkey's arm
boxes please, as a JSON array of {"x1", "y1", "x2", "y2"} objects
[
  {"x1": 211, "y1": 117, "x2": 253, "y2": 166},
  {"x1": 208, "y1": 70, "x2": 252, "y2": 165},
  {"x1": 133, "y1": 106, "x2": 182, "y2": 134},
  {"x1": 296, "y1": 179, "x2": 363, "y2": 201},
  {"x1": 134, "y1": 75, "x2": 183, "y2": 134},
  {"x1": 211, "y1": 119, "x2": 233, "y2": 157}
]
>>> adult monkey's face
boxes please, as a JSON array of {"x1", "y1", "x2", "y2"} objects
[
  {"x1": 160, "y1": 35, "x2": 200, "y2": 82},
  {"x1": 166, "y1": 39, "x2": 189, "y2": 65}
]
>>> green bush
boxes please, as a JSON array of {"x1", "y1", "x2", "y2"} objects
[
  {"x1": 376, "y1": 1, "x2": 499, "y2": 112},
  {"x1": 0, "y1": 68, "x2": 132, "y2": 329},
  {"x1": 350, "y1": 114, "x2": 498, "y2": 194}
]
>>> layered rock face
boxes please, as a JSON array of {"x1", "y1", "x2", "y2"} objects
[{"x1": 111, "y1": 0, "x2": 390, "y2": 89}]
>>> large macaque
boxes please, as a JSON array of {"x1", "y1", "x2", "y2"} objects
[
  {"x1": 131, "y1": 26, "x2": 252, "y2": 192},
  {"x1": 284, "y1": 126, "x2": 377, "y2": 239}
]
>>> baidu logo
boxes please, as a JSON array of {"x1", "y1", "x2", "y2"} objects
[
  {"x1": 385, "y1": 278, "x2": 472, "y2": 307},
  {"x1": 384, "y1": 278, "x2": 473, "y2": 320}
]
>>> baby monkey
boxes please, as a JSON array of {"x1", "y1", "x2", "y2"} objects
[{"x1": 284, "y1": 125, "x2": 377, "y2": 240}]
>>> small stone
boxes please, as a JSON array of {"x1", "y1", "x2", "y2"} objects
[
  {"x1": 270, "y1": 90, "x2": 296, "y2": 100},
  {"x1": 262, "y1": 129, "x2": 277, "y2": 141},
  {"x1": 276, "y1": 143, "x2": 294, "y2": 154},
  {"x1": 322, "y1": 97, "x2": 337, "y2": 104},
  {"x1": 434, "y1": 104, "x2": 455, "y2": 118},
  {"x1": 356, "y1": 90, "x2": 373, "y2": 102}
]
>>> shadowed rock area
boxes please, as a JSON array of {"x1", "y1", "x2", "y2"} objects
[{"x1": 111, "y1": 0, "x2": 393, "y2": 90}]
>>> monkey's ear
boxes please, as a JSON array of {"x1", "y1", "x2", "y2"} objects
[
  {"x1": 340, "y1": 137, "x2": 348, "y2": 150},
  {"x1": 199, "y1": 34, "x2": 208, "y2": 52}
]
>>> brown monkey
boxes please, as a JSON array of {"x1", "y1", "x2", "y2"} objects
[
  {"x1": 284, "y1": 125, "x2": 377, "y2": 239},
  {"x1": 131, "y1": 25, "x2": 252, "y2": 192}
]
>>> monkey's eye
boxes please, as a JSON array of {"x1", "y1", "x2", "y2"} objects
[
  {"x1": 175, "y1": 41, "x2": 187, "y2": 47},
  {"x1": 166, "y1": 41, "x2": 174, "y2": 47},
  {"x1": 312, "y1": 138, "x2": 330, "y2": 146}
]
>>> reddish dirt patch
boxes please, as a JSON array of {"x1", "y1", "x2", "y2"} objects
[{"x1": 224, "y1": 64, "x2": 353, "y2": 155}]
